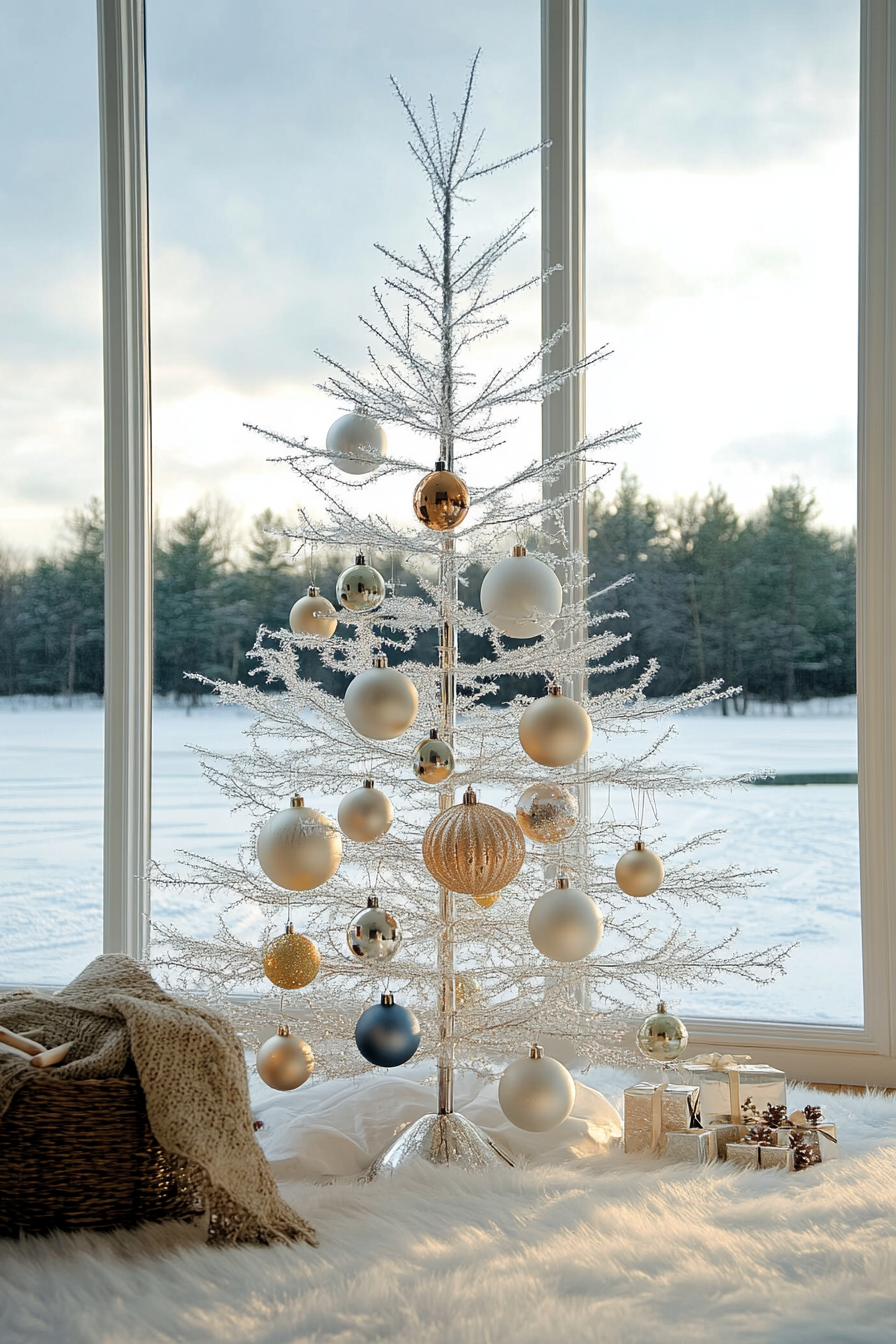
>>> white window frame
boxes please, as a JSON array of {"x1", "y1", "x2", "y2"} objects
[{"x1": 99, "y1": 0, "x2": 895, "y2": 1084}]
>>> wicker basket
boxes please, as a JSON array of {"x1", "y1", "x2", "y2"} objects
[{"x1": 0, "y1": 1070, "x2": 204, "y2": 1237}]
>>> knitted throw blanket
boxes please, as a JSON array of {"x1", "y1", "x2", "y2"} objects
[{"x1": 0, "y1": 955, "x2": 316, "y2": 1247}]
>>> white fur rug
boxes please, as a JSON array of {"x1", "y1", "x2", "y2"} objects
[{"x1": 2, "y1": 1067, "x2": 895, "y2": 1344}]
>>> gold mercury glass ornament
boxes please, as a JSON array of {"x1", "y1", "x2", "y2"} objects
[
  {"x1": 262, "y1": 921, "x2": 321, "y2": 990},
  {"x1": 346, "y1": 896, "x2": 403, "y2": 963},
  {"x1": 515, "y1": 781, "x2": 579, "y2": 844},
  {"x1": 412, "y1": 728, "x2": 456, "y2": 784},
  {"x1": 635, "y1": 1001, "x2": 689, "y2": 1062},
  {"x1": 255, "y1": 1025, "x2": 315, "y2": 1091},
  {"x1": 615, "y1": 840, "x2": 665, "y2": 898},
  {"x1": 337, "y1": 552, "x2": 386, "y2": 612},
  {"x1": 422, "y1": 786, "x2": 526, "y2": 897},
  {"x1": 412, "y1": 460, "x2": 470, "y2": 531}
]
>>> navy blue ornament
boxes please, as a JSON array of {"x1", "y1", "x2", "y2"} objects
[{"x1": 354, "y1": 992, "x2": 421, "y2": 1068}]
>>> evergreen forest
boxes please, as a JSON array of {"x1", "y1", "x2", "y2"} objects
[{"x1": 0, "y1": 474, "x2": 856, "y2": 711}]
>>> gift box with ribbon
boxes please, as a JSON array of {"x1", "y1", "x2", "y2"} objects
[
  {"x1": 664, "y1": 1127, "x2": 718, "y2": 1164},
  {"x1": 706, "y1": 1121, "x2": 748, "y2": 1159},
  {"x1": 679, "y1": 1053, "x2": 786, "y2": 1123},
  {"x1": 623, "y1": 1081, "x2": 666, "y2": 1154},
  {"x1": 660, "y1": 1083, "x2": 702, "y2": 1133},
  {"x1": 771, "y1": 1106, "x2": 838, "y2": 1166},
  {"x1": 727, "y1": 1140, "x2": 795, "y2": 1171}
]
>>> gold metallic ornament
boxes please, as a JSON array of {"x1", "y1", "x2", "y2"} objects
[
  {"x1": 412, "y1": 461, "x2": 470, "y2": 531},
  {"x1": 635, "y1": 1001, "x2": 688, "y2": 1062},
  {"x1": 256, "y1": 796, "x2": 342, "y2": 891},
  {"x1": 412, "y1": 728, "x2": 455, "y2": 785},
  {"x1": 346, "y1": 896, "x2": 402, "y2": 963},
  {"x1": 454, "y1": 975, "x2": 482, "y2": 1009},
  {"x1": 337, "y1": 779, "x2": 394, "y2": 842},
  {"x1": 255, "y1": 1025, "x2": 314, "y2": 1091},
  {"x1": 515, "y1": 781, "x2": 579, "y2": 844},
  {"x1": 472, "y1": 890, "x2": 501, "y2": 909},
  {"x1": 337, "y1": 552, "x2": 386, "y2": 612},
  {"x1": 615, "y1": 841, "x2": 665, "y2": 898},
  {"x1": 289, "y1": 585, "x2": 338, "y2": 639},
  {"x1": 262, "y1": 921, "x2": 321, "y2": 989},
  {"x1": 518, "y1": 685, "x2": 593, "y2": 768},
  {"x1": 344, "y1": 654, "x2": 419, "y2": 740},
  {"x1": 422, "y1": 786, "x2": 526, "y2": 896}
]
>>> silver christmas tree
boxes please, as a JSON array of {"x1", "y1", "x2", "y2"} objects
[{"x1": 153, "y1": 58, "x2": 789, "y2": 1165}]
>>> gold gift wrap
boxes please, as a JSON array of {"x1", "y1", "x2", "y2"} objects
[
  {"x1": 775, "y1": 1122, "x2": 838, "y2": 1161},
  {"x1": 623, "y1": 1082, "x2": 666, "y2": 1154},
  {"x1": 680, "y1": 1061, "x2": 786, "y2": 1122},
  {"x1": 664, "y1": 1128, "x2": 717, "y2": 1164},
  {"x1": 708, "y1": 1122, "x2": 748, "y2": 1159},
  {"x1": 660, "y1": 1084, "x2": 701, "y2": 1133},
  {"x1": 727, "y1": 1141, "x2": 795, "y2": 1171}
]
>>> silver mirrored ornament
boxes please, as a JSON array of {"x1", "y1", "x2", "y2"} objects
[
  {"x1": 412, "y1": 728, "x2": 455, "y2": 784},
  {"x1": 337, "y1": 552, "x2": 386, "y2": 612},
  {"x1": 346, "y1": 896, "x2": 402, "y2": 963},
  {"x1": 515, "y1": 781, "x2": 579, "y2": 844},
  {"x1": 635, "y1": 1001, "x2": 689, "y2": 1062}
]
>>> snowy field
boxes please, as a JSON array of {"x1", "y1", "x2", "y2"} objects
[{"x1": 0, "y1": 695, "x2": 861, "y2": 1025}]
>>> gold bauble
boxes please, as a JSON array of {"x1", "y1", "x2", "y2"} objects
[
  {"x1": 635, "y1": 1001, "x2": 688, "y2": 1062},
  {"x1": 454, "y1": 975, "x2": 482, "y2": 1009},
  {"x1": 337, "y1": 779, "x2": 394, "y2": 842},
  {"x1": 337, "y1": 553, "x2": 386, "y2": 612},
  {"x1": 289, "y1": 585, "x2": 338, "y2": 639},
  {"x1": 262, "y1": 921, "x2": 321, "y2": 989},
  {"x1": 615, "y1": 841, "x2": 665, "y2": 898},
  {"x1": 256, "y1": 796, "x2": 342, "y2": 891},
  {"x1": 412, "y1": 729, "x2": 455, "y2": 785},
  {"x1": 255, "y1": 1025, "x2": 314, "y2": 1091},
  {"x1": 518, "y1": 686, "x2": 592, "y2": 768},
  {"x1": 344, "y1": 654, "x2": 419, "y2": 741},
  {"x1": 412, "y1": 461, "x2": 470, "y2": 531},
  {"x1": 422, "y1": 786, "x2": 525, "y2": 896},
  {"x1": 472, "y1": 890, "x2": 501, "y2": 909},
  {"x1": 515, "y1": 782, "x2": 579, "y2": 844}
]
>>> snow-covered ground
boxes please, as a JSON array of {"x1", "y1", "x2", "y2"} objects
[{"x1": 0, "y1": 695, "x2": 861, "y2": 1025}]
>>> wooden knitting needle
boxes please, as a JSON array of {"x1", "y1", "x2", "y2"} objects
[
  {"x1": 30, "y1": 1042, "x2": 73, "y2": 1068},
  {"x1": 0, "y1": 1026, "x2": 46, "y2": 1056}
]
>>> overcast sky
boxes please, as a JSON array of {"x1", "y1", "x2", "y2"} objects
[{"x1": 0, "y1": 0, "x2": 860, "y2": 556}]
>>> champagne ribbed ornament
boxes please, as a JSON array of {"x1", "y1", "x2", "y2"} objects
[
  {"x1": 615, "y1": 841, "x2": 665, "y2": 898},
  {"x1": 412, "y1": 728, "x2": 455, "y2": 785},
  {"x1": 256, "y1": 796, "x2": 342, "y2": 891},
  {"x1": 412, "y1": 460, "x2": 470, "y2": 531},
  {"x1": 325, "y1": 410, "x2": 387, "y2": 475},
  {"x1": 289, "y1": 585, "x2": 338, "y2": 639},
  {"x1": 262, "y1": 921, "x2": 321, "y2": 989},
  {"x1": 422, "y1": 787, "x2": 525, "y2": 897},
  {"x1": 255, "y1": 1026, "x2": 314, "y2": 1091},
  {"x1": 518, "y1": 685, "x2": 592, "y2": 768},
  {"x1": 635, "y1": 1001, "x2": 688, "y2": 1062},
  {"x1": 337, "y1": 553, "x2": 386, "y2": 612},
  {"x1": 337, "y1": 779, "x2": 394, "y2": 842},
  {"x1": 515, "y1": 782, "x2": 579, "y2": 844},
  {"x1": 344, "y1": 654, "x2": 418, "y2": 741},
  {"x1": 346, "y1": 896, "x2": 402, "y2": 963}
]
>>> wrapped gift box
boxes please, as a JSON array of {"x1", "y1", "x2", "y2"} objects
[
  {"x1": 680, "y1": 1059, "x2": 786, "y2": 1123},
  {"x1": 727, "y1": 1141, "x2": 795, "y2": 1171},
  {"x1": 775, "y1": 1122, "x2": 838, "y2": 1163},
  {"x1": 623, "y1": 1082, "x2": 666, "y2": 1154},
  {"x1": 664, "y1": 1128, "x2": 717, "y2": 1164},
  {"x1": 707, "y1": 1121, "x2": 748, "y2": 1159},
  {"x1": 660, "y1": 1084, "x2": 702, "y2": 1133}
]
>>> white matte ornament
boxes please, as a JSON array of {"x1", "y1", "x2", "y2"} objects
[
  {"x1": 498, "y1": 1045, "x2": 576, "y2": 1132},
  {"x1": 528, "y1": 877, "x2": 603, "y2": 962},
  {"x1": 256, "y1": 1026, "x2": 314, "y2": 1091},
  {"x1": 256, "y1": 796, "x2": 342, "y2": 891},
  {"x1": 326, "y1": 411, "x2": 387, "y2": 475},
  {"x1": 518, "y1": 686, "x2": 592, "y2": 767},
  {"x1": 615, "y1": 841, "x2": 665, "y2": 898},
  {"x1": 344, "y1": 655, "x2": 419, "y2": 740},
  {"x1": 480, "y1": 545, "x2": 562, "y2": 639},
  {"x1": 289, "y1": 586, "x2": 338, "y2": 639},
  {"x1": 337, "y1": 779, "x2": 394, "y2": 842}
]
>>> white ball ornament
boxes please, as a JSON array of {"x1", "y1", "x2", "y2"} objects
[
  {"x1": 615, "y1": 841, "x2": 665, "y2": 898},
  {"x1": 480, "y1": 545, "x2": 562, "y2": 639},
  {"x1": 337, "y1": 778, "x2": 394, "y2": 842},
  {"x1": 498, "y1": 1045, "x2": 576, "y2": 1132},
  {"x1": 528, "y1": 876, "x2": 603, "y2": 962},
  {"x1": 256, "y1": 795, "x2": 342, "y2": 891},
  {"x1": 325, "y1": 410, "x2": 387, "y2": 475},
  {"x1": 255, "y1": 1026, "x2": 314, "y2": 1091},
  {"x1": 289, "y1": 585, "x2": 338, "y2": 639},
  {"x1": 344, "y1": 654, "x2": 419, "y2": 741},
  {"x1": 518, "y1": 685, "x2": 592, "y2": 767}
]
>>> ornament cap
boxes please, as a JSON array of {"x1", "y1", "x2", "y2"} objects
[
  {"x1": 429, "y1": 727, "x2": 439, "y2": 740},
  {"x1": 306, "y1": 585, "x2": 318, "y2": 597},
  {"x1": 367, "y1": 896, "x2": 379, "y2": 908},
  {"x1": 634, "y1": 840, "x2": 646, "y2": 851},
  {"x1": 276, "y1": 1024, "x2": 291, "y2": 1038},
  {"x1": 529, "y1": 1044, "x2": 545, "y2": 1060},
  {"x1": 372, "y1": 653, "x2": 388, "y2": 668},
  {"x1": 285, "y1": 920, "x2": 295, "y2": 934},
  {"x1": 556, "y1": 875, "x2": 570, "y2": 890},
  {"x1": 355, "y1": 551, "x2": 366, "y2": 565},
  {"x1": 435, "y1": 458, "x2": 446, "y2": 472},
  {"x1": 290, "y1": 795, "x2": 304, "y2": 809},
  {"x1": 547, "y1": 684, "x2": 563, "y2": 698},
  {"x1": 512, "y1": 544, "x2": 527, "y2": 557},
  {"x1": 363, "y1": 778, "x2": 375, "y2": 789},
  {"x1": 381, "y1": 991, "x2": 394, "y2": 1007},
  {"x1": 657, "y1": 1000, "x2": 667, "y2": 1013},
  {"x1": 462, "y1": 786, "x2": 478, "y2": 805}
]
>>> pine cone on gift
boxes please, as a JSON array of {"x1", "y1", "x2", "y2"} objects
[
  {"x1": 803, "y1": 1103, "x2": 824, "y2": 1127},
  {"x1": 746, "y1": 1122, "x2": 776, "y2": 1147},
  {"x1": 790, "y1": 1130, "x2": 821, "y2": 1170},
  {"x1": 763, "y1": 1103, "x2": 788, "y2": 1128}
]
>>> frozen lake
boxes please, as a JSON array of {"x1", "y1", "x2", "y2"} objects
[{"x1": 0, "y1": 695, "x2": 861, "y2": 1025}]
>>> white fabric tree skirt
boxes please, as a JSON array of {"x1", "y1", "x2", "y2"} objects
[{"x1": 2, "y1": 1067, "x2": 895, "y2": 1344}]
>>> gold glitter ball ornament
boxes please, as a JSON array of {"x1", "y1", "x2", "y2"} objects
[
  {"x1": 289, "y1": 585, "x2": 338, "y2": 639},
  {"x1": 412, "y1": 461, "x2": 470, "y2": 531},
  {"x1": 325, "y1": 410, "x2": 387, "y2": 475},
  {"x1": 422, "y1": 786, "x2": 526, "y2": 896},
  {"x1": 262, "y1": 921, "x2": 321, "y2": 989},
  {"x1": 337, "y1": 552, "x2": 386, "y2": 613},
  {"x1": 518, "y1": 685, "x2": 593, "y2": 768},
  {"x1": 412, "y1": 728, "x2": 455, "y2": 785},
  {"x1": 256, "y1": 796, "x2": 342, "y2": 891},
  {"x1": 515, "y1": 781, "x2": 579, "y2": 844},
  {"x1": 635, "y1": 1001, "x2": 688, "y2": 1062},
  {"x1": 615, "y1": 841, "x2": 665, "y2": 897},
  {"x1": 256, "y1": 1025, "x2": 314, "y2": 1091},
  {"x1": 337, "y1": 779, "x2": 394, "y2": 842},
  {"x1": 344, "y1": 654, "x2": 419, "y2": 741},
  {"x1": 346, "y1": 896, "x2": 402, "y2": 963}
]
